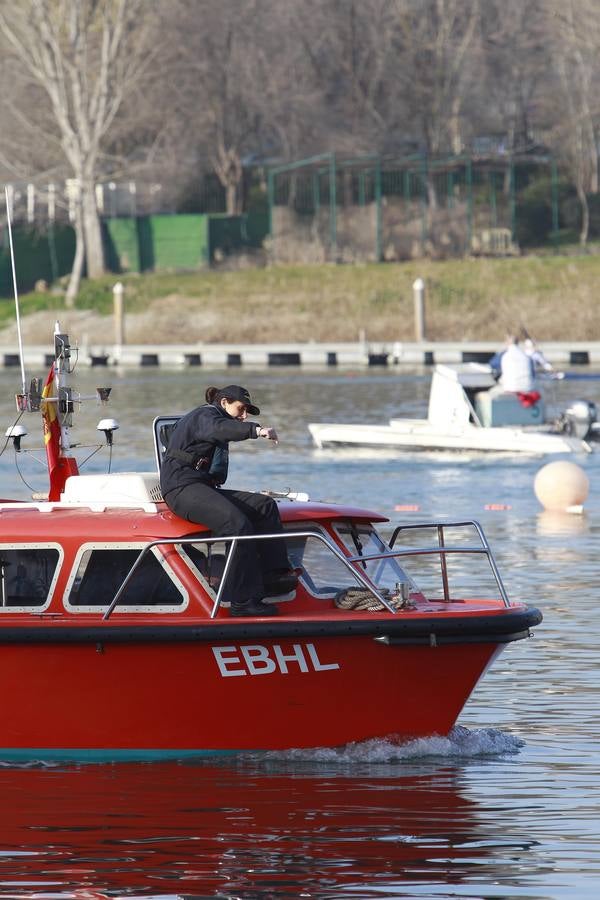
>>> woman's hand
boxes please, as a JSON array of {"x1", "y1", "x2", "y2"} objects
[{"x1": 258, "y1": 426, "x2": 278, "y2": 444}]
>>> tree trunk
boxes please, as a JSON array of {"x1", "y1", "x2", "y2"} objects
[
  {"x1": 427, "y1": 178, "x2": 438, "y2": 210},
  {"x1": 585, "y1": 121, "x2": 598, "y2": 194},
  {"x1": 225, "y1": 181, "x2": 238, "y2": 215},
  {"x1": 214, "y1": 142, "x2": 243, "y2": 215},
  {"x1": 449, "y1": 95, "x2": 463, "y2": 155},
  {"x1": 577, "y1": 183, "x2": 589, "y2": 246},
  {"x1": 82, "y1": 179, "x2": 105, "y2": 278},
  {"x1": 66, "y1": 204, "x2": 86, "y2": 308}
]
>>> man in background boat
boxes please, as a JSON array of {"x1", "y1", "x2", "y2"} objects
[
  {"x1": 160, "y1": 385, "x2": 298, "y2": 617},
  {"x1": 489, "y1": 334, "x2": 535, "y2": 389},
  {"x1": 498, "y1": 334, "x2": 536, "y2": 392},
  {"x1": 487, "y1": 334, "x2": 543, "y2": 410}
]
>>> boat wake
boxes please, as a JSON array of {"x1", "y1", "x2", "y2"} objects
[
  {"x1": 0, "y1": 728, "x2": 523, "y2": 769},
  {"x1": 264, "y1": 725, "x2": 524, "y2": 764}
]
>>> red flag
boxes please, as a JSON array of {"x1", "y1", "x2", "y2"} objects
[
  {"x1": 40, "y1": 363, "x2": 61, "y2": 482},
  {"x1": 40, "y1": 363, "x2": 78, "y2": 499}
]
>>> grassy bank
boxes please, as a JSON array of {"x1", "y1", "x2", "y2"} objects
[{"x1": 3, "y1": 254, "x2": 600, "y2": 344}]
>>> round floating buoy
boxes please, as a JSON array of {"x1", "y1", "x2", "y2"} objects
[
  {"x1": 394, "y1": 504, "x2": 420, "y2": 511},
  {"x1": 534, "y1": 460, "x2": 589, "y2": 512}
]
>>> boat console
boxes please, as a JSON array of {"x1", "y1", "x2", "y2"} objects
[{"x1": 62, "y1": 472, "x2": 163, "y2": 510}]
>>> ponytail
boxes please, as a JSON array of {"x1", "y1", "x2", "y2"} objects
[{"x1": 205, "y1": 386, "x2": 220, "y2": 404}]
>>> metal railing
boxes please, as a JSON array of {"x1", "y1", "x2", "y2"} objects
[
  {"x1": 102, "y1": 520, "x2": 509, "y2": 620},
  {"x1": 388, "y1": 520, "x2": 510, "y2": 607}
]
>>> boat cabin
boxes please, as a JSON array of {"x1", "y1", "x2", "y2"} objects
[
  {"x1": 0, "y1": 464, "x2": 517, "y2": 622},
  {"x1": 428, "y1": 364, "x2": 545, "y2": 429}
]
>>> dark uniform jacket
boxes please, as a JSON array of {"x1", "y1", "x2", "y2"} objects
[{"x1": 160, "y1": 403, "x2": 259, "y2": 500}]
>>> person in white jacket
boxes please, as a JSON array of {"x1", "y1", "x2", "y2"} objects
[{"x1": 499, "y1": 336, "x2": 535, "y2": 392}]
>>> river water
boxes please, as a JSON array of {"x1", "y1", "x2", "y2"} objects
[{"x1": 0, "y1": 363, "x2": 598, "y2": 899}]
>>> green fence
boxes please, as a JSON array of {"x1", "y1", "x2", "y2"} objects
[
  {"x1": 103, "y1": 212, "x2": 268, "y2": 273},
  {"x1": 0, "y1": 211, "x2": 270, "y2": 298},
  {"x1": 267, "y1": 152, "x2": 563, "y2": 263},
  {"x1": 105, "y1": 214, "x2": 209, "y2": 272},
  {"x1": 0, "y1": 224, "x2": 75, "y2": 296}
]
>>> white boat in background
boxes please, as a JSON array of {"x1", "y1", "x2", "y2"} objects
[{"x1": 308, "y1": 364, "x2": 598, "y2": 456}]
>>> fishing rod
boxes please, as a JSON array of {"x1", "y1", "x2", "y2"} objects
[{"x1": 4, "y1": 185, "x2": 28, "y2": 401}]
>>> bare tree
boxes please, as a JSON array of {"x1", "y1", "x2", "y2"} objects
[
  {"x1": 297, "y1": 0, "x2": 481, "y2": 188},
  {"x1": 166, "y1": 0, "x2": 320, "y2": 215},
  {"x1": 294, "y1": 0, "x2": 402, "y2": 155},
  {"x1": 479, "y1": 0, "x2": 549, "y2": 155},
  {"x1": 0, "y1": 0, "x2": 155, "y2": 304},
  {"x1": 542, "y1": 0, "x2": 600, "y2": 244},
  {"x1": 171, "y1": 0, "x2": 266, "y2": 215},
  {"x1": 392, "y1": 0, "x2": 480, "y2": 162},
  {"x1": 1, "y1": 0, "x2": 599, "y2": 269}
]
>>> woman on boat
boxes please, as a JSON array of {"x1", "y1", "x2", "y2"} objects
[{"x1": 159, "y1": 384, "x2": 297, "y2": 617}]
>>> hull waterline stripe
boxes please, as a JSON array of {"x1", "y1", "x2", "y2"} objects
[{"x1": 0, "y1": 747, "x2": 245, "y2": 763}]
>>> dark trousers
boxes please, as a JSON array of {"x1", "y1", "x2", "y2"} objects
[{"x1": 165, "y1": 483, "x2": 289, "y2": 604}]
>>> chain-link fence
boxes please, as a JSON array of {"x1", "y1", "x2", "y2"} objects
[{"x1": 267, "y1": 152, "x2": 563, "y2": 263}]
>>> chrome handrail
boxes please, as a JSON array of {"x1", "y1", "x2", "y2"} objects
[
  {"x1": 101, "y1": 519, "x2": 510, "y2": 619},
  {"x1": 388, "y1": 519, "x2": 510, "y2": 607},
  {"x1": 102, "y1": 529, "x2": 395, "y2": 620}
]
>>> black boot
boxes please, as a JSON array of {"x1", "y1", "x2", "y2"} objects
[{"x1": 230, "y1": 597, "x2": 278, "y2": 617}]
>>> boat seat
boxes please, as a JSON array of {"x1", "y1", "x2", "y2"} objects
[
  {"x1": 474, "y1": 390, "x2": 545, "y2": 427},
  {"x1": 153, "y1": 415, "x2": 182, "y2": 471}
]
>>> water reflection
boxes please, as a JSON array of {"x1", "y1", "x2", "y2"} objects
[
  {"x1": 536, "y1": 509, "x2": 590, "y2": 536},
  {"x1": 0, "y1": 757, "x2": 516, "y2": 899}
]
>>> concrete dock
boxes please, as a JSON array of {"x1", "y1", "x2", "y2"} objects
[{"x1": 0, "y1": 340, "x2": 599, "y2": 369}]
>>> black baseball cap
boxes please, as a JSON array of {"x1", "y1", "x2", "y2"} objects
[{"x1": 218, "y1": 385, "x2": 260, "y2": 416}]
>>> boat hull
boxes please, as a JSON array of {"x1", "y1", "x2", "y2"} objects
[
  {"x1": 308, "y1": 420, "x2": 585, "y2": 454},
  {"x1": 0, "y1": 608, "x2": 539, "y2": 759}
]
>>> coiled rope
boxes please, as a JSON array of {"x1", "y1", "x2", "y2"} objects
[{"x1": 334, "y1": 585, "x2": 416, "y2": 612}]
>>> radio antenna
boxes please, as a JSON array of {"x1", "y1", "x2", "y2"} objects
[{"x1": 4, "y1": 185, "x2": 27, "y2": 397}]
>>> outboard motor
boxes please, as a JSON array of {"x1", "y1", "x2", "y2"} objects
[{"x1": 559, "y1": 400, "x2": 599, "y2": 441}]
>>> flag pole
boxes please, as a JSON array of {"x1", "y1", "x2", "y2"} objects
[{"x1": 4, "y1": 186, "x2": 27, "y2": 398}]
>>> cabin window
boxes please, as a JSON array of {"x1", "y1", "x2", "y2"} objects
[
  {"x1": 0, "y1": 545, "x2": 61, "y2": 610},
  {"x1": 66, "y1": 545, "x2": 186, "y2": 611},
  {"x1": 179, "y1": 541, "x2": 227, "y2": 594}
]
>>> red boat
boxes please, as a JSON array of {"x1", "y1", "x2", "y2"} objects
[{"x1": 0, "y1": 326, "x2": 542, "y2": 760}]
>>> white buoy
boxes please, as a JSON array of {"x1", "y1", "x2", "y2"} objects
[{"x1": 534, "y1": 460, "x2": 589, "y2": 512}]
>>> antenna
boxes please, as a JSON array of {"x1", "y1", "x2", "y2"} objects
[{"x1": 4, "y1": 186, "x2": 27, "y2": 397}]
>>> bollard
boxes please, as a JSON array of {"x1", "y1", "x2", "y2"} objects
[
  {"x1": 113, "y1": 281, "x2": 125, "y2": 346},
  {"x1": 413, "y1": 277, "x2": 426, "y2": 342}
]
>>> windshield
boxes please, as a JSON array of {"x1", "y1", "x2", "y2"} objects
[
  {"x1": 283, "y1": 522, "x2": 419, "y2": 598},
  {"x1": 333, "y1": 523, "x2": 418, "y2": 593}
]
